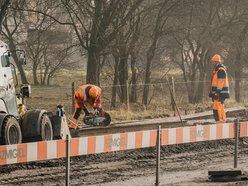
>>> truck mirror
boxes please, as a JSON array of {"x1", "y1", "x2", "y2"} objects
[
  {"x1": 1, "y1": 55, "x2": 10, "y2": 67},
  {"x1": 20, "y1": 84, "x2": 31, "y2": 97},
  {"x1": 19, "y1": 52, "x2": 26, "y2": 65}
]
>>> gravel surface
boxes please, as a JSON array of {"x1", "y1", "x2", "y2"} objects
[{"x1": 1, "y1": 139, "x2": 248, "y2": 185}]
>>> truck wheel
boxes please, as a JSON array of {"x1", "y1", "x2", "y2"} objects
[
  {"x1": 1, "y1": 116, "x2": 22, "y2": 145},
  {"x1": 40, "y1": 114, "x2": 53, "y2": 141}
]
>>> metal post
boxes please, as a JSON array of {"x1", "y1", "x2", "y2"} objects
[
  {"x1": 66, "y1": 134, "x2": 70, "y2": 186},
  {"x1": 71, "y1": 82, "x2": 75, "y2": 114},
  {"x1": 234, "y1": 118, "x2": 239, "y2": 168},
  {"x1": 156, "y1": 125, "x2": 161, "y2": 186},
  {"x1": 165, "y1": 76, "x2": 184, "y2": 126}
]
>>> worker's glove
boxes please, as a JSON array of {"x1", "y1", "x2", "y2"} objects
[
  {"x1": 214, "y1": 93, "x2": 219, "y2": 100},
  {"x1": 94, "y1": 108, "x2": 102, "y2": 115},
  {"x1": 83, "y1": 108, "x2": 90, "y2": 116},
  {"x1": 94, "y1": 108, "x2": 99, "y2": 115}
]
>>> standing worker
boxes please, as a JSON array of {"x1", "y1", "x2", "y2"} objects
[
  {"x1": 68, "y1": 84, "x2": 102, "y2": 131},
  {"x1": 209, "y1": 54, "x2": 230, "y2": 123}
]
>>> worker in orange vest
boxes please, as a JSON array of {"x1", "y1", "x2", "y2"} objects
[
  {"x1": 68, "y1": 84, "x2": 102, "y2": 130},
  {"x1": 209, "y1": 54, "x2": 230, "y2": 123}
]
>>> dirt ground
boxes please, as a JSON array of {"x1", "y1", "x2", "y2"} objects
[{"x1": 0, "y1": 139, "x2": 248, "y2": 186}]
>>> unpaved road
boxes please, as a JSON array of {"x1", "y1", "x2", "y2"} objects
[{"x1": 0, "y1": 139, "x2": 248, "y2": 186}]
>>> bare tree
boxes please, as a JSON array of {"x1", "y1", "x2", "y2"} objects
[
  {"x1": 0, "y1": 0, "x2": 10, "y2": 32},
  {"x1": 109, "y1": 6, "x2": 143, "y2": 106},
  {"x1": 142, "y1": 0, "x2": 179, "y2": 106},
  {"x1": 23, "y1": 0, "x2": 74, "y2": 85},
  {"x1": 129, "y1": 14, "x2": 142, "y2": 103},
  {"x1": 172, "y1": 0, "x2": 241, "y2": 103},
  {"x1": 8, "y1": 0, "x2": 248, "y2": 108},
  {"x1": 224, "y1": 8, "x2": 248, "y2": 102},
  {"x1": 58, "y1": 0, "x2": 144, "y2": 85},
  {"x1": 1, "y1": 0, "x2": 28, "y2": 84},
  {"x1": 42, "y1": 45, "x2": 75, "y2": 85},
  {"x1": 110, "y1": 52, "x2": 119, "y2": 108}
]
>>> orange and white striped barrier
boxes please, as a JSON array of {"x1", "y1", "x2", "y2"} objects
[
  {"x1": 0, "y1": 122, "x2": 247, "y2": 166},
  {"x1": 240, "y1": 122, "x2": 248, "y2": 137}
]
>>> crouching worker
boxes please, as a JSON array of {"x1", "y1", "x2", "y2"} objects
[
  {"x1": 68, "y1": 84, "x2": 102, "y2": 134},
  {"x1": 209, "y1": 54, "x2": 230, "y2": 123}
]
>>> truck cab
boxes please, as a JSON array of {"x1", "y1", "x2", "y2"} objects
[
  {"x1": 0, "y1": 40, "x2": 69, "y2": 145},
  {"x1": 0, "y1": 41, "x2": 18, "y2": 116}
]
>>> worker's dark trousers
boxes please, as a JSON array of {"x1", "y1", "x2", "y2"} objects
[
  {"x1": 69, "y1": 98, "x2": 82, "y2": 129},
  {"x1": 72, "y1": 107, "x2": 82, "y2": 120},
  {"x1": 213, "y1": 99, "x2": 226, "y2": 122}
]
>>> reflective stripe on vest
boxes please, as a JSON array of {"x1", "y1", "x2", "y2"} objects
[
  {"x1": 79, "y1": 87, "x2": 87, "y2": 101},
  {"x1": 210, "y1": 66, "x2": 229, "y2": 98}
]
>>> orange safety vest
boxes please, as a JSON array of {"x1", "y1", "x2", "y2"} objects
[
  {"x1": 74, "y1": 84, "x2": 102, "y2": 109},
  {"x1": 209, "y1": 64, "x2": 229, "y2": 99}
]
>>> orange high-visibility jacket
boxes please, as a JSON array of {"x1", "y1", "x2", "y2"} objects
[
  {"x1": 74, "y1": 84, "x2": 102, "y2": 110},
  {"x1": 209, "y1": 64, "x2": 230, "y2": 99}
]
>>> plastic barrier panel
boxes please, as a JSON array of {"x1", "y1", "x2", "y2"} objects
[
  {"x1": 161, "y1": 123, "x2": 235, "y2": 145},
  {"x1": 240, "y1": 122, "x2": 248, "y2": 137},
  {"x1": 0, "y1": 122, "x2": 240, "y2": 166}
]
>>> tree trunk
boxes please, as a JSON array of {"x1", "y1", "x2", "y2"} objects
[
  {"x1": 130, "y1": 51, "x2": 138, "y2": 103},
  {"x1": 235, "y1": 50, "x2": 241, "y2": 102},
  {"x1": 194, "y1": 71, "x2": 206, "y2": 102},
  {"x1": 183, "y1": 55, "x2": 197, "y2": 104},
  {"x1": 111, "y1": 55, "x2": 119, "y2": 108},
  {"x1": 42, "y1": 65, "x2": 49, "y2": 85},
  {"x1": 41, "y1": 51, "x2": 48, "y2": 85},
  {"x1": 33, "y1": 64, "x2": 39, "y2": 85},
  {"x1": 118, "y1": 54, "x2": 128, "y2": 103},
  {"x1": 86, "y1": 1, "x2": 102, "y2": 85},
  {"x1": 142, "y1": 60, "x2": 151, "y2": 106},
  {"x1": 87, "y1": 47, "x2": 100, "y2": 85},
  {"x1": 12, "y1": 52, "x2": 28, "y2": 84},
  {"x1": 47, "y1": 75, "x2": 51, "y2": 86},
  {"x1": 234, "y1": 23, "x2": 248, "y2": 102},
  {"x1": 180, "y1": 49, "x2": 193, "y2": 104},
  {"x1": 9, "y1": 41, "x2": 28, "y2": 84},
  {"x1": 0, "y1": 0, "x2": 10, "y2": 32},
  {"x1": 142, "y1": 41, "x2": 156, "y2": 106}
]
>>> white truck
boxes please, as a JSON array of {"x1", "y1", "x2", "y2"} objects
[{"x1": 0, "y1": 40, "x2": 69, "y2": 145}]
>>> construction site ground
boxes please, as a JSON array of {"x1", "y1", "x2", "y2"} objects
[
  {"x1": 0, "y1": 107, "x2": 248, "y2": 186},
  {"x1": 0, "y1": 139, "x2": 248, "y2": 185}
]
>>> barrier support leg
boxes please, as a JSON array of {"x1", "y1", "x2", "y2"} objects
[
  {"x1": 66, "y1": 134, "x2": 70, "y2": 186},
  {"x1": 156, "y1": 125, "x2": 161, "y2": 186},
  {"x1": 234, "y1": 118, "x2": 239, "y2": 168}
]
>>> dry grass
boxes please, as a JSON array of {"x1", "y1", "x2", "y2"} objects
[
  {"x1": 21, "y1": 69, "x2": 246, "y2": 122},
  {"x1": 27, "y1": 86, "x2": 173, "y2": 122}
]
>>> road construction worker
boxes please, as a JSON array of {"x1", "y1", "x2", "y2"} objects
[
  {"x1": 68, "y1": 84, "x2": 102, "y2": 130},
  {"x1": 209, "y1": 54, "x2": 230, "y2": 123}
]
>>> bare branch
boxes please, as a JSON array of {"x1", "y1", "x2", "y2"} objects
[{"x1": 11, "y1": 7, "x2": 73, "y2": 25}]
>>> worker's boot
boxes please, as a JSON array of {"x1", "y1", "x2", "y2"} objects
[{"x1": 69, "y1": 128, "x2": 79, "y2": 138}]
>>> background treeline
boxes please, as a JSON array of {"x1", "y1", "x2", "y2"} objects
[{"x1": 1, "y1": 0, "x2": 248, "y2": 109}]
